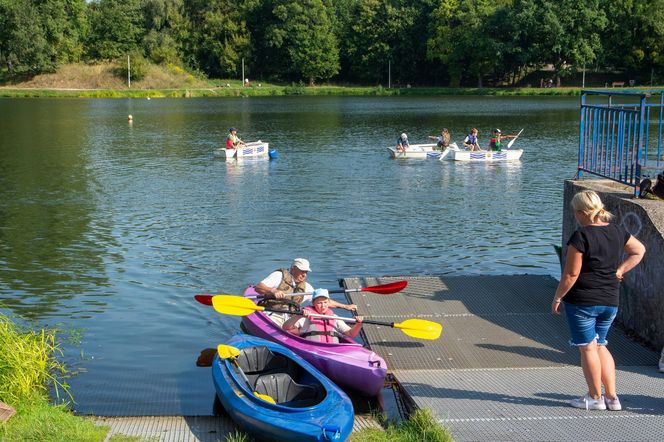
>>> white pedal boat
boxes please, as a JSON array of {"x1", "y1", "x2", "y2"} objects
[
  {"x1": 444, "y1": 144, "x2": 523, "y2": 162},
  {"x1": 214, "y1": 141, "x2": 269, "y2": 159},
  {"x1": 386, "y1": 143, "x2": 439, "y2": 159}
]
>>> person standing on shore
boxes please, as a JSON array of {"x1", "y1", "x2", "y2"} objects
[{"x1": 552, "y1": 190, "x2": 645, "y2": 410}]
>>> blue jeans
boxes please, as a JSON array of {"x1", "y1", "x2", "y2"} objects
[{"x1": 564, "y1": 303, "x2": 618, "y2": 346}]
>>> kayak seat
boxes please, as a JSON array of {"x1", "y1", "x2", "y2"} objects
[
  {"x1": 254, "y1": 373, "x2": 322, "y2": 407},
  {"x1": 238, "y1": 346, "x2": 299, "y2": 382}
]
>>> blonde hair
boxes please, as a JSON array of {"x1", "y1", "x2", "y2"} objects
[{"x1": 571, "y1": 190, "x2": 613, "y2": 223}]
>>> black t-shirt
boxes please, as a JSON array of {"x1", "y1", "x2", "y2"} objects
[{"x1": 564, "y1": 223, "x2": 631, "y2": 307}]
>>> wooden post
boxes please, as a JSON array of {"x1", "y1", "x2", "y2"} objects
[{"x1": 127, "y1": 55, "x2": 131, "y2": 88}]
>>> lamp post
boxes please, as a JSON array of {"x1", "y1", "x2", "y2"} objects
[
  {"x1": 582, "y1": 60, "x2": 585, "y2": 88},
  {"x1": 388, "y1": 60, "x2": 391, "y2": 89}
]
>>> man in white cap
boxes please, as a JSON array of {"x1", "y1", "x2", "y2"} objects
[{"x1": 254, "y1": 258, "x2": 356, "y2": 326}]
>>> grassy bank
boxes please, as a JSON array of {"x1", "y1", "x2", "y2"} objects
[
  {"x1": 3, "y1": 62, "x2": 648, "y2": 98},
  {"x1": 0, "y1": 84, "x2": 589, "y2": 98},
  {"x1": 0, "y1": 313, "x2": 130, "y2": 441}
]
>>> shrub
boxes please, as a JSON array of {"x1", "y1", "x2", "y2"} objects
[{"x1": 114, "y1": 51, "x2": 149, "y2": 83}]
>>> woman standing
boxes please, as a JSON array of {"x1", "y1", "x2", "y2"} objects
[{"x1": 552, "y1": 190, "x2": 645, "y2": 410}]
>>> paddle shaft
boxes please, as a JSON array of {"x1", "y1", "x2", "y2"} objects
[
  {"x1": 507, "y1": 129, "x2": 524, "y2": 148},
  {"x1": 249, "y1": 287, "x2": 345, "y2": 299},
  {"x1": 262, "y1": 307, "x2": 394, "y2": 327},
  {"x1": 250, "y1": 280, "x2": 407, "y2": 298}
]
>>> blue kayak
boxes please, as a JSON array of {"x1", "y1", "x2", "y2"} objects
[{"x1": 212, "y1": 334, "x2": 354, "y2": 442}]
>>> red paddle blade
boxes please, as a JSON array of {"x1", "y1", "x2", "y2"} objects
[
  {"x1": 194, "y1": 294, "x2": 214, "y2": 306},
  {"x1": 362, "y1": 280, "x2": 408, "y2": 294}
]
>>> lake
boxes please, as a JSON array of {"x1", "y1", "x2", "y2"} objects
[{"x1": 0, "y1": 95, "x2": 579, "y2": 414}]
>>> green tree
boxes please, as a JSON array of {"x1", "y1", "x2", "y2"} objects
[
  {"x1": 599, "y1": 0, "x2": 664, "y2": 80},
  {"x1": 427, "y1": 0, "x2": 504, "y2": 87},
  {"x1": 0, "y1": 0, "x2": 52, "y2": 76},
  {"x1": 142, "y1": 0, "x2": 185, "y2": 64},
  {"x1": 500, "y1": 0, "x2": 540, "y2": 83},
  {"x1": 86, "y1": 0, "x2": 145, "y2": 60},
  {"x1": 38, "y1": 0, "x2": 88, "y2": 63},
  {"x1": 182, "y1": 0, "x2": 252, "y2": 78},
  {"x1": 532, "y1": 0, "x2": 606, "y2": 86},
  {"x1": 264, "y1": 0, "x2": 339, "y2": 84},
  {"x1": 339, "y1": 0, "x2": 399, "y2": 83}
]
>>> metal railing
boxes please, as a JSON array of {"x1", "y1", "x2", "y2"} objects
[{"x1": 578, "y1": 90, "x2": 664, "y2": 196}]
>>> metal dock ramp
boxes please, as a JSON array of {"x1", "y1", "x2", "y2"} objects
[{"x1": 343, "y1": 275, "x2": 664, "y2": 442}]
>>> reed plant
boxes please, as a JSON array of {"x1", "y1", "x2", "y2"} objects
[
  {"x1": 351, "y1": 408, "x2": 454, "y2": 442},
  {"x1": 0, "y1": 315, "x2": 69, "y2": 404},
  {"x1": 0, "y1": 312, "x2": 113, "y2": 441}
]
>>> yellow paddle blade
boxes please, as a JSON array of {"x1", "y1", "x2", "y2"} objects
[
  {"x1": 212, "y1": 295, "x2": 266, "y2": 316},
  {"x1": 217, "y1": 344, "x2": 241, "y2": 359},
  {"x1": 217, "y1": 344, "x2": 277, "y2": 404},
  {"x1": 254, "y1": 392, "x2": 277, "y2": 404},
  {"x1": 393, "y1": 319, "x2": 442, "y2": 340}
]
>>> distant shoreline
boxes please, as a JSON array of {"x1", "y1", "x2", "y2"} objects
[{"x1": 0, "y1": 85, "x2": 598, "y2": 98}]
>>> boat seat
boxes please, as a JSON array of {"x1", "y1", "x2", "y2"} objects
[
  {"x1": 238, "y1": 346, "x2": 299, "y2": 379},
  {"x1": 254, "y1": 373, "x2": 322, "y2": 407}
]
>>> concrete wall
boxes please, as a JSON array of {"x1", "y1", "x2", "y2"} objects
[{"x1": 562, "y1": 179, "x2": 664, "y2": 349}]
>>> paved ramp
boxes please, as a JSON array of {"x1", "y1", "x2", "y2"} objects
[{"x1": 343, "y1": 275, "x2": 664, "y2": 441}]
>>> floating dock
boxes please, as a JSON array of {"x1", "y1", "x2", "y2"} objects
[{"x1": 342, "y1": 274, "x2": 664, "y2": 441}]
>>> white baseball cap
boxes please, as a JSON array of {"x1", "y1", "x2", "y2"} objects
[
  {"x1": 292, "y1": 258, "x2": 311, "y2": 272},
  {"x1": 312, "y1": 288, "x2": 329, "y2": 299}
]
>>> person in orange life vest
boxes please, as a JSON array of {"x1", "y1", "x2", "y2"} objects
[
  {"x1": 282, "y1": 289, "x2": 364, "y2": 343},
  {"x1": 226, "y1": 127, "x2": 245, "y2": 149}
]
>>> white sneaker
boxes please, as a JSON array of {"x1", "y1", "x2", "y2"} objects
[
  {"x1": 604, "y1": 395, "x2": 622, "y2": 411},
  {"x1": 570, "y1": 394, "x2": 607, "y2": 410},
  {"x1": 659, "y1": 347, "x2": 664, "y2": 373}
]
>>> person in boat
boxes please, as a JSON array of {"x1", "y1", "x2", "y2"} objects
[
  {"x1": 429, "y1": 128, "x2": 450, "y2": 150},
  {"x1": 488, "y1": 128, "x2": 517, "y2": 152},
  {"x1": 282, "y1": 289, "x2": 364, "y2": 343},
  {"x1": 226, "y1": 127, "x2": 245, "y2": 150},
  {"x1": 254, "y1": 258, "x2": 356, "y2": 326},
  {"x1": 463, "y1": 128, "x2": 481, "y2": 151},
  {"x1": 395, "y1": 133, "x2": 409, "y2": 152}
]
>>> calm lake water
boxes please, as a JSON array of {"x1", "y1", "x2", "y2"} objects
[{"x1": 0, "y1": 95, "x2": 579, "y2": 415}]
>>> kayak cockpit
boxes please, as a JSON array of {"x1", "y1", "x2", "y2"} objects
[{"x1": 236, "y1": 345, "x2": 325, "y2": 407}]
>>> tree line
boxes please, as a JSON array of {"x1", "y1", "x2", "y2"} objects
[{"x1": 1, "y1": 0, "x2": 663, "y2": 87}]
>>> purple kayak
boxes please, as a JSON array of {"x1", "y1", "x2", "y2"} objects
[{"x1": 241, "y1": 287, "x2": 387, "y2": 396}]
